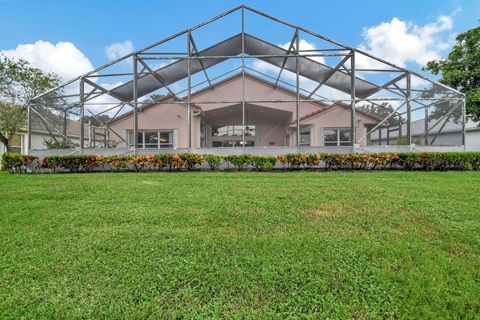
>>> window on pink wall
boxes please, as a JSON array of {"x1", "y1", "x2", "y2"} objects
[
  {"x1": 128, "y1": 130, "x2": 174, "y2": 149},
  {"x1": 323, "y1": 128, "x2": 351, "y2": 146}
]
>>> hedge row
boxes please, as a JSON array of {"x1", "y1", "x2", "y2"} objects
[{"x1": 3, "y1": 151, "x2": 480, "y2": 173}]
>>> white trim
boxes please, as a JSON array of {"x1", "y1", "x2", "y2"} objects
[
  {"x1": 127, "y1": 129, "x2": 175, "y2": 149},
  {"x1": 322, "y1": 127, "x2": 352, "y2": 147}
]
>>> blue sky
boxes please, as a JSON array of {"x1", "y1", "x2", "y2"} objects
[{"x1": 0, "y1": 0, "x2": 478, "y2": 88}]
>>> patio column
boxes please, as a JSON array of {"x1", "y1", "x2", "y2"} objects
[
  {"x1": 350, "y1": 50, "x2": 356, "y2": 148},
  {"x1": 424, "y1": 105, "x2": 429, "y2": 145},
  {"x1": 27, "y1": 105, "x2": 31, "y2": 152},
  {"x1": 187, "y1": 30, "x2": 192, "y2": 150},
  {"x1": 63, "y1": 110, "x2": 68, "y2": 143},
  {"x1": 406, "y1": 72, "x2": 412, "y2": 145},
  {"x1": 295, "y1": 29, "x2": 300, "y2": 147},
  {"x1": 461, "y1": 98, "x2": 466, "y2": 150},
  {"x1": 79, "y1": 77, "x2": 85, "y2": 154},
  {"x1": 133, "y1": 55, "x2": 138, "y2": 155},
  {"x1": 241, "y1": 7, "x2": 246, "y2": 149}
]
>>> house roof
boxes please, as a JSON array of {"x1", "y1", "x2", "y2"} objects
[
  {"x1": 108, "y1": 92, "x2": 202, "y2": 124},
  {"x1": 109, "y1": 71, "x2": 327, "y2": 125},
  {"x1": 288, "y1": 101, "x2": 386, "y2": 126},
  {"x1": 190, "y1": 71, "x2": 328, "y2": 107}
]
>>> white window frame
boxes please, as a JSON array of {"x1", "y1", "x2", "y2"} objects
[
  {"x1": 299, "y1": 127, "x2": 312, "y2": 147},
  {"x1": 322, "y1": 127, "x2": 352, "y2": 147},
  {"x1": 128, "y1": 130, "x2": 175, "y2": 149},
  {"x1": 210, "y1": 124, "x2": 257, "y2": 148}
]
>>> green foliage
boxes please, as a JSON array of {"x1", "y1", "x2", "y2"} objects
[
  {"x1": 7, "y1": 152, "x2": 480, "y2": 174},
  {"x1": 224, "y1": 154, "x2": 252, "y2": 170},
  {"x1": 178, "y1": 153, "x2": 203, "y2": 171},
  {"x1": 358, "y1": 102, "x2": 403, "y2": 125},
  {"x1": 284, "y1": 154, "x2": 307, "y2": 169},
  {"x1": 395, "y1": 137, "x2": 409, "y2": 145},
  {"x1": 424, "y1": 24, "x2": 480, "y2": 121},
  {"x1": 250, "y1": 155, "x2": 277, "y2": 171},
  {"x1": 1, "y1": 151, "x2": 37, "y2": 173},
  {"x1": 0, "y1": 102, "x2": 26, "y2": 151},
  {"x1": 0, "y1": 55, "x2": 60, "y2": 105},
  {"x1": 203, "y1": 154, "x2": 223, "y2": 170},
  {"x1": 1, "y1": 171, "x2": 480, "y2": 318},
  {"x1": 0, "y1": 55, "x2": 60, "y2": 151},
  {"x1": 43, "y1": 138, "x2": 79, "y2": 149}
]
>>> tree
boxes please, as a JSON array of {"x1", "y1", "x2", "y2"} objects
[
  {"x1": 0, "y1": 102, "x2": 26, "y2": 151},
  {"x1": 358, "y1": 102, "x2": 403, "y2": 125},
  {"x1": 83, "y1": 114, "x2": 112, "y2": 127},
  {"x1": 424, "y1": 24, "x2": 480, "y2": 121},
  {"x1": 0, "y1": 55, "x2": 59, "y2": 151}
]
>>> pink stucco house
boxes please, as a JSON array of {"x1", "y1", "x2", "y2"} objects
[{"x1": 109, "y1": 73, "x2": 381, "y2": 150}]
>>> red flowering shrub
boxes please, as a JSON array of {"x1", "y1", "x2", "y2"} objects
[{"x1": 6, "y1": 151, "x2": 480, "y2": 174}]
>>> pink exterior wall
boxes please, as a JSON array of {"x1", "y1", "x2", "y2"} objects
[
  {"x1": 192, "y1": 76, "x2": 324, "y2": 119},
  {"x1": 108, "y1": 75, "x2": 379, "y2": 149},
  {"x1": 297, "y1": 105, "x2": 378, "y2": 146},
  {"x1": 109, "y1": 103, "x2": 200, "y2": 148}
]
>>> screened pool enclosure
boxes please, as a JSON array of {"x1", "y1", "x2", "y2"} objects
[{"x1": 28, "y1": 5, "x2": 466, "y2": 157}]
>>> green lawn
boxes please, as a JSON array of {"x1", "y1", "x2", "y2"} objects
[{"x1": 0, "y1": 171, "x2": 479, "y2": 319}]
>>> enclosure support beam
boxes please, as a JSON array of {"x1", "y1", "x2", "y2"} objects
[
  {"x1": 241, "y1": 7, "x2": 246, "y2": 149},
  {"x1": 462, "y1": 98, "x2": 466, "y2": 150},
  {"x1": 133, "y1": 55, "x2": 138, "y2": 154},
  {"x1": 79, "y1": 78, "x2": 85, "y2": 154},
  {"x1": 350, "y1": 50, "x2": 356, "y2": 148},
  {"x1": 137, "y1": 59, "x2": 179, "y2": 100},
  {"x1": 430, "y1": 112, "x2": 454, "y2": 145},
  {"x1": 274, "y1": 30, "x2": 298, "y2": 88},
  {"x1": 398, "y1": 115, "x2": 403, "y2": 139},
  {"x1": 27, "y1": 105, "x2": 31, "y2": 151},
  {"x1": 406, "y1": 73, "x2": 412, "y2": 145},
  {"x1": 189, "y1": 34, "x2": 213, "y2": 89},
  {"x1": 29, "y1": 107, "x2": 61, "y2": 143},
  {"x1": 307, "y1": 54, "x2": 351, "y2": 99},
  {"x1": 187, "y1": 30, "x2": 192, "y2": 150},
  {"x1": 295, "y1": 29, "x2": 300, "y2": 147},
  {"x1": 88, "y1": 119, "x2": 92, "y2": 148},
  {"x1": 424, "y1": 106, "x2": 429, "y2": 145},
  {"x1": 63, "y1": 111, "x2": 68, "y2": 142}
]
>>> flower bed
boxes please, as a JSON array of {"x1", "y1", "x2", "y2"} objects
[{"x1": 3, "y1": 151, "x2": 480, "y2": 174}]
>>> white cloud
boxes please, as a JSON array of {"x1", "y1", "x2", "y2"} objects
[
  {"x1": 357, "y1": 11, "x2": 459, "y2": 68},
  {"x1": 105, "y1": 40, "x2": 134, "y2": 60},
  {"x1": 1, "y1": 40, "x2": 94, "y2": 81},
  {"x1": 251, "y1": 39, "x2": 349, "y2": 101},
  {"x1": 84, "y1": 81, "x2": 126, "y2": 115},
  {"x1": 252, "y1": 38, "x2": 325, "y2": 72}
]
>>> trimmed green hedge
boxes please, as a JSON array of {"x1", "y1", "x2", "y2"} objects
[{"x1": 3, "y1": 151, "x2": 480, "y2": 174}]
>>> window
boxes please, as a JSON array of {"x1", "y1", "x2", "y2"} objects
[
  {"x1": 211, "y1": 125, "x2": 256, "y2": 148},
  {"x1": 323, "y1": 128, "x2": 351, "y2": 146},
  {"x1": 299, "y1": 128, "x2": 311, "y2": 146},
  {"x1": 128, "y1": 130, "x2": 173, "y2": 149},
  {"x1": 212, "y1": 125, "x2": 255, "y2": 137},
  {"x1": 10, "y1": 134, "x2": 23, "y2": 153}
]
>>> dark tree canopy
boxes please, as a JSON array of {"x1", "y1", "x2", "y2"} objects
[{"x1": 424, "y1": 24, "x2": 480, "y2": 121}]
